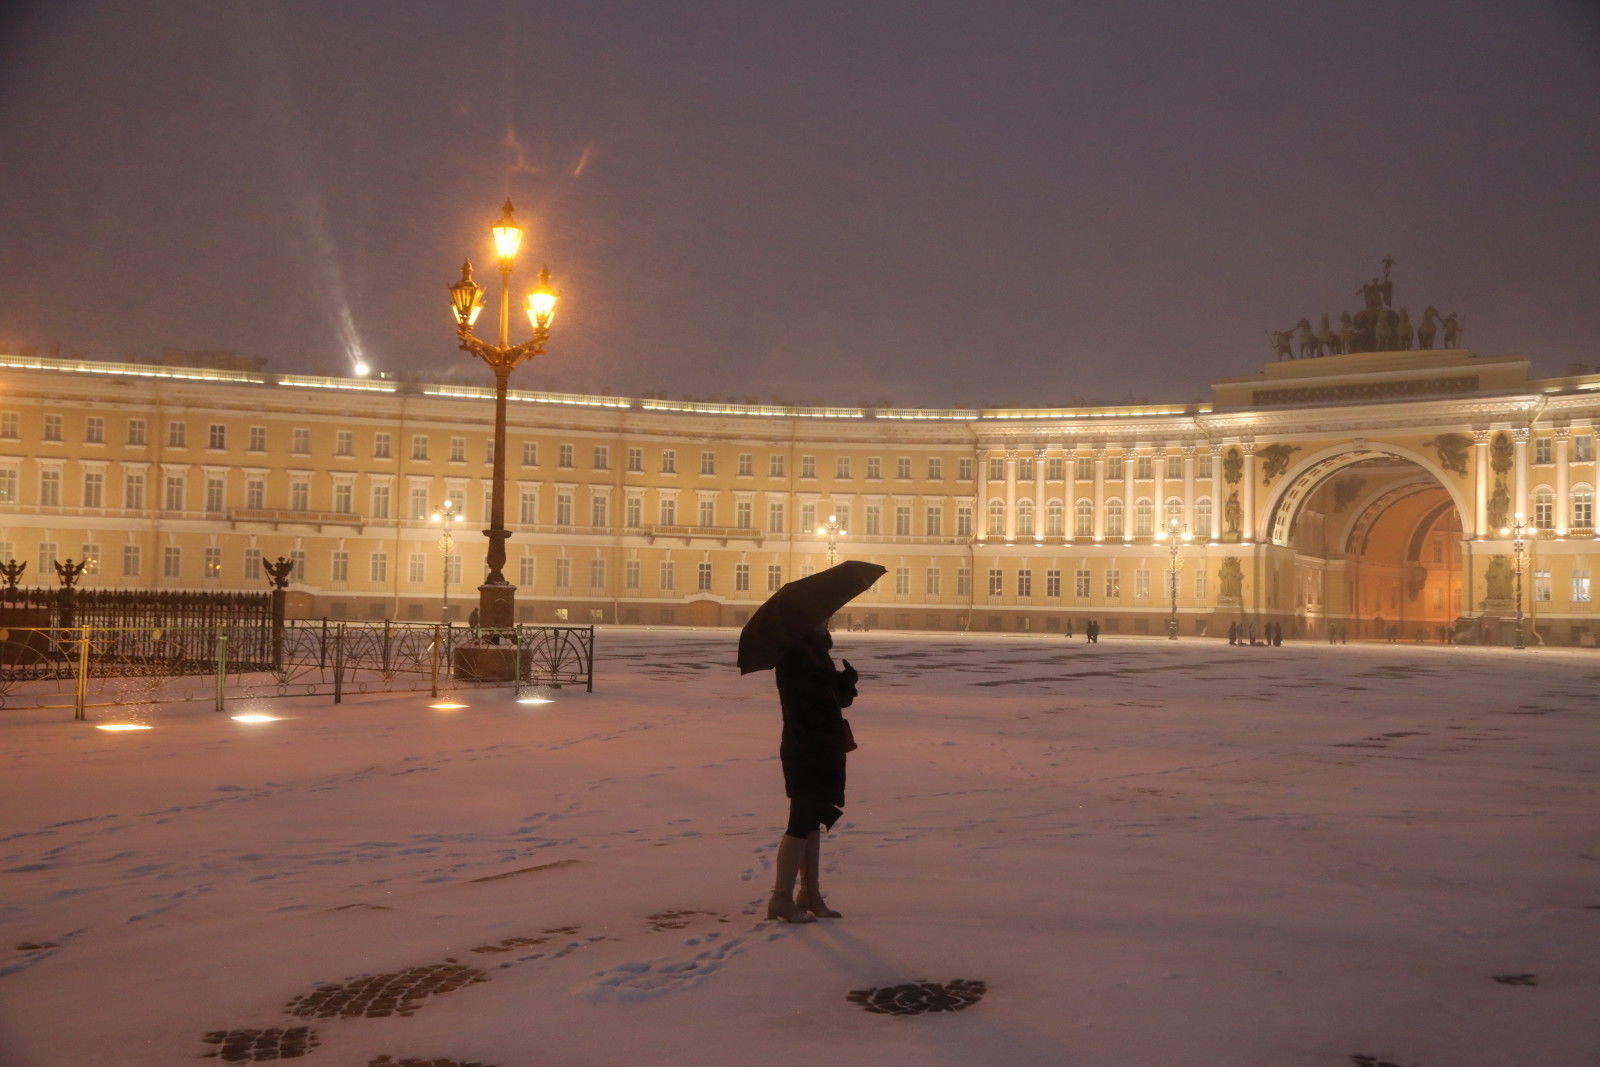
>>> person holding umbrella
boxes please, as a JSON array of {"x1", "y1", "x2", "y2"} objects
[{"x1": 739, "y1": 560, "x2": 884, "y2": 923}]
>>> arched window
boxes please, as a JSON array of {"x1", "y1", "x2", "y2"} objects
[
  {"x1": 1074, "y1": 498, "x2": 1094, "y2": 537},
  {"x1": 987, "y1": 499, "x2": 1006, "y2": 537},
  {"x1": 1134, "y1": 499, "x2": 1154, "y2": 537},
  {"x1": 1016, "y1": 500, "x2": 1035, "y2": 537},
  {"x1": 1573, "y1": 485, "x2": 1594, "y2": 529},
  {"x1": 1195, "y1": 497, "x2": 1214, "y2": 537},
  {"x1": 1533, "y1": 486, "x2": 1554, "y2": 529},
  {"x1": 1106, "y1": 498, "x2": 1124, "y2": 537},
  {"x1": 1046, "y1": 500, "x2": 1065, "y2": 537},
  {"x1": 1164, "y1": 497, "x2": 1183, "y2": 529}
]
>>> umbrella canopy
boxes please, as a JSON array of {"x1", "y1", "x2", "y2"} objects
[{"x1": 737, "y1": 559, "x2": 885, "y2": 674}]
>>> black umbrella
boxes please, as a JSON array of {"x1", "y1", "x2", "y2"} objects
[{"x1": 737, "y1": 560, "x2": 886, "y2": 674}]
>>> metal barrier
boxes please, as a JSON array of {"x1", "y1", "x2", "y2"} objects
[{"x1": 0, "y1": 622, "x2": 595, "y2": 717}]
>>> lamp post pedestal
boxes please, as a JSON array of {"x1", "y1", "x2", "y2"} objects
[{"x1": 477, "y1": 580, "x2": 517, "y2": 631}]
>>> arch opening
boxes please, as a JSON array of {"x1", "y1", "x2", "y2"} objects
[{"x1": 1267, "y1": 451, "x2": 1464, "y2": 641}]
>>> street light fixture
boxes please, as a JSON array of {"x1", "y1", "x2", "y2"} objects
[
  {"x1": 1154, "y1": 516, "x2": 1193, "y2": 640},
  {"x1": 448, "y1": 199, "x2": 558, "y2": 634},
  {"x1": 817, "y1": 513, "x2": 846, "y2": 567},
  {"x1": 1498, "y1": 511, "x2": 1529, "y2": 649},
  {"x1": 431, "y1": 499, "x2": 464, "y2": 624}
]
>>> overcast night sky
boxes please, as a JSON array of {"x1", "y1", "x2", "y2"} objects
[{"x1": 2, "y1": 2, "x2": 1598, "y2": 408}]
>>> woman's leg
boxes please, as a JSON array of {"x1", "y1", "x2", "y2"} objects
[
  {"x1": 796, "y1": 829, "x2": 842, "y2": 918},
  {"x1": 767, "y1": 800, "x2": 817, "y2": 923}
]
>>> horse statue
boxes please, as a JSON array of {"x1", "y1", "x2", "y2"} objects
[
  {"x1": 1318, "y1": 313, "x2": 1342, "y2": 356},
  {"x1": 1397, "y1": 307, "x2": 1414, "y2": 350},
  {"x1": 1441, "y1": 311, "x2": 1462, "y2": 348},
  {"x1": 1295, "y1": 317, "x2": 1323, "y2": 359},
  {"x1": 1338, "y1": 311, "x2": 1357, "y2": 355},
  {"x1": 1270, "y1": 329, "x2": 1295, "y2": 361},
  {"x1": 1417, "y1": 306, "x2": 1440, "y2": 350}
]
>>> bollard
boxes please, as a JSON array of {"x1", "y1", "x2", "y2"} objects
[
  {"x1": 333, "y1": 623, "x2": 345, "y2": 705},
  {"x1": 215, "y1": 631, "x2": 229, "y2": 714},
  {"x1": 430, "y1": 624, "x2": 440, "y2": 699},
  {"x1": 74, "y1": 624, "x2": 90, "y2": 721}
]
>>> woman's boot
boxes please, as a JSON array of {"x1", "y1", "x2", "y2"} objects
[
  {"x1": 766, "y1": 834, "x2": 816, "y2": 923},
  {"x1": 796, "y1": 829, "x2": 842, "y2": 918}
]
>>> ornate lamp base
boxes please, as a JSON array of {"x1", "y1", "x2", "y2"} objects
[{"x1": 477, "y1": 581, "x2": 517, "y2": 631}]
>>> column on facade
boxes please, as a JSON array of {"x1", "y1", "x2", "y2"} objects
[
  {"x1": 1122, "y1": 446, "x2": 1135, "y2": 542},
  {"x1": 1033, "y1": 448, "x2": 1047, "y2": 542},
  {"x1": 1241, "y1": 441, "x2": 1257, "y2": 542},
  {"x1": 974, "y1": 447, "x2": 988, "y2": 542},
  {"x1": 1092, "y1": 447, "x2": 1106, "y2": 541},
  {"x1": 1513, "y1": 427, "x2": 1530, "y2": 524},
  {"x1": 1152, "y1": 442, "x2": 1166, "y2": 532},
  {"x1": 1554, "y1": 427, "x2": 1570, "y2": 534},
  {"x1": 1472, "y1": 430, "x2": 1489, "y2": 538},
  {"x1": 1182, "y1": 445, "x2": 1197, "y2": 532},
  {"x1": 1003, "y1": 450, "x2": 1018, "y2": 541}
]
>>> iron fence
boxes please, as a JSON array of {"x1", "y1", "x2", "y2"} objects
[
  {"x1": 0, "y1": 622, "x2": 595, "y2": 717},
  {"x1": 0, "y1": 586, "x2": 272, "y2": 630}
]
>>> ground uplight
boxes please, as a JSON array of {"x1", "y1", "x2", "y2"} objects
[
  {"x1": 230, "y1": 713, "x2": 281, "y2": 723},
  {"x1": 429, "y1": 700, "x2": 468, "y2": 710},
  {"x1": 95, "y1": 723, "x2": 152, "y2": 732}
]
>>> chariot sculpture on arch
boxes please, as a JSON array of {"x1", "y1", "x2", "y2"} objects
[{"x1": 1270, "y1": 257, "x2": 1461, "y2": 359}]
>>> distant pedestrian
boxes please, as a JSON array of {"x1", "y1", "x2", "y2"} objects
[
  {"x1": 1064, "y1": 618, "x2": 1074, "y2": 639},
  {"x1": 1228, "y1": 621, "x2": 1239, "y2": 646},
  {"x1": 1087, "y1": 619, "x2": 1100, "y2": 644}
]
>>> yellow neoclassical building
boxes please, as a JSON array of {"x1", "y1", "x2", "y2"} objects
[{"x1": 2, "y1": 347, "x2": 1597, "y2": 644}]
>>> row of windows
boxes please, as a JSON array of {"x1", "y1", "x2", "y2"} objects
[
  {"x1": 11, "y1": 411, "x2": 1600, "y2": 472},
  {"x1": 1530, "y1": 487, "x2": 1598, "y2": 529},
  {"x1": 985, "y1": 498, "x2": 1215, "y2": 537},
  {"x1": 1533, "y1": 436, "x2": 1598, "y2": 463},
  {"x1": 7, "y1": 464, "x2": 1596, "y2": 538}
]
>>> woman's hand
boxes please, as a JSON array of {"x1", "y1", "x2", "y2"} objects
[{"x1": 840, "y1": 658, "x2": 859, "y2": 687}]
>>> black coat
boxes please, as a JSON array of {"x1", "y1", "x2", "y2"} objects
[{"x1": 774, "y1": 635, "x2": 856, "y2": 816}]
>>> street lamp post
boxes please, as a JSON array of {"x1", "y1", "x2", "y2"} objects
[
  {"x1": 447, "y1": 200, "x2": 558, "y2": 634},
  {"x1": 817, "y1": 513, "x2": 846, "y2": 567},
  {"x1": 1154, "y1": 516, "x2": 1193, "y2": 640},
  {"x1": 431, "y1": 499, "x2": 464, "y2": 623},
  {"x1": 1499, "y1": 511, "x2": 1529, "y2": 649}
]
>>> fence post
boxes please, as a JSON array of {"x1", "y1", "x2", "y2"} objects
[
  {"x1": 319, "y1": 617, "x2": 329, "y2": 671},
  {"x1": 333, "y1": 623, "x2": 345, "y2": 705},
  {"x1": 215, "y1": 629, "x2": 229, "y2": 714},
  {"x1": 74, "y1": 624, "x2": 91, "y2": 721},
  {"x1": 382, "y1": 619, "x2": 392, "y2": 674},
  {"x1": 586, "y1": 624, "x2": 595, "y2": 692},
  {"x1": 430, "y1": 625, "x2": 440, "y2": 699}
]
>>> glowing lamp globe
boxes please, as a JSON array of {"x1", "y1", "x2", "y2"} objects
[
  {"x1": 526, "y1": 266, "x2": 557, "y2": 330},
  {"x1": 491, "y1": 199, "x2": 524, "y2": 263}
]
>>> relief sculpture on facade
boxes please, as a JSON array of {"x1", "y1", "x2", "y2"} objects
[
  {"x1": 1425, "y1": 433, "x2": 1471, "y2": 477},
  {"x1": 1218, "y1": 557, "x2": 1243, "y2": 603},
  {"x1": 1257, "y1": 444, "x2": 1299, "y2": 485},
  {"x1": 1483, "y1": 555, "x2": 1514, "y2": 604},
  {"x1": 1488, "y1": 431, "x2": 1514, "y2": 528}
]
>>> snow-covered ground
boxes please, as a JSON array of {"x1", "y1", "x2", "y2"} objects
[{"x1": 2, "y1": 629, "x2": 1597, "y2": 1066}]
